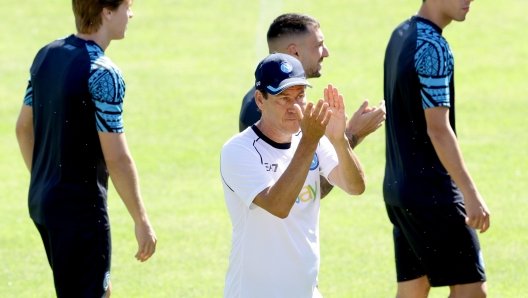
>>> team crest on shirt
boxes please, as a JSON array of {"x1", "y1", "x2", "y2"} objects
[
  {"x1": 103, "y1": 271, "x2": 110, "y2": 291},
  {"x1": 310, "y1": 153, "x2": 319, "y2": 171}
]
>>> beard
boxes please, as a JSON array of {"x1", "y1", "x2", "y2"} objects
[{"x1": 304, "y1": 59, "x2": 323, "y2": 79}]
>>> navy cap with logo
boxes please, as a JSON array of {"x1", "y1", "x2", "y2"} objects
[{"x1": 255, "y1": 52, "x2": 312, "y2": 95}]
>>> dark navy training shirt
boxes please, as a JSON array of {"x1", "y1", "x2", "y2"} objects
[
  {"x1": 239, "y1": 86, "x2": 260, "y2": 132},
  {"x1": 383, "y1": 16, "x2": 463, "y2": 207},
  {"x1": 24, "y1": 35, "x2": 125, "y2": 230}
]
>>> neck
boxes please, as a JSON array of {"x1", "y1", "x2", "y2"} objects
[
  {"x1": 417, "y1": 4, "x2": 452, "y2": 30},
  {"x1": 76, "y1": 29, "x2": 111, "y2": 51},
  {"x1": 255, "y1": 119, "x2": 293, "y2": 144}
]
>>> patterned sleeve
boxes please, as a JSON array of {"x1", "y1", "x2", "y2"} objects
[
  {"x1": 88, "y1": 56, "x2": 125, "y2": 133},
  {"x1": 23, "y1": 78, "x2": 33, "y2": 107},
  {"x1": 414, "y1": 34, "x2": 454, "y2": 109}
]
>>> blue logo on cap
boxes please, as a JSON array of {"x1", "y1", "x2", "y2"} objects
[{"x1": 280, "y1": 62, "x2": 293, "y2": 74}]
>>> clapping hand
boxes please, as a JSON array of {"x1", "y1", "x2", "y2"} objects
[
  {"x1": 323, "y1": 84, "x2": 347, "y2": 141},
  {"x1": 294, "y1": 98, "x2": 331, "y2": 143}
]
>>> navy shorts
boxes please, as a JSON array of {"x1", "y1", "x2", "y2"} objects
[
  {"x1": 34, "y1": 222, "x2": 112, "y2": 298},
  {"x1": 385, "y1": 202, "x2": 486, "y2": 287}
]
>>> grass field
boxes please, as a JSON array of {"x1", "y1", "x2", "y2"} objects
[{"x1": 1, "y1": 0, "x2": 527, "y2": 297}]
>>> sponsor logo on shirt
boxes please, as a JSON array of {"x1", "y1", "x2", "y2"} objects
[
  {"x1": 296, "y1": 181, "x2": 318, "y2": 203},
  {"x1": 265, "y1": 163, "x2": 278, "y2": 172}
]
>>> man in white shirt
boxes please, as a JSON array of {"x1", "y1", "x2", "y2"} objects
[{"x1": 220, "y1": 52, "x2": 365, "y2": 297}]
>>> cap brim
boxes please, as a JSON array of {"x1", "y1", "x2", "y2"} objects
[{"x1": 266, "y1": 78, "x2": 312, "y2": 95}]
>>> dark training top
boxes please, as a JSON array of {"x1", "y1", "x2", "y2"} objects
[
  {"x1": 24, "y1": 35, "x2": 125, "y2": 230},
  {"x1": 239, "y1": 86, "x2": 260, "y2": 132},
  {"x1": 383, "y1": 16, "x2": 463, "y2": 207}
]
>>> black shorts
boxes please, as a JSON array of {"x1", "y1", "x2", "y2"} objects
[
  {"x1": 34, "y1": 222, "x2": 112, "y2": 298},
  {"x1": 385, "y1": 202, "x2": 486, "y2": 287}
]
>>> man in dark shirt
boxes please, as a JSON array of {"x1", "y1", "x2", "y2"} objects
[
  {"x1": 383, "y1": 0, "x2": 490, "y2": 296},
  {"x1": 16, "y1": 0, "x2": 157, "y2": 297},
  {"x1": 240, "y1": 13, "x2": 386, "y2": 198}
]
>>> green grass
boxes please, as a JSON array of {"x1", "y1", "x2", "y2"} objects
[{"x1": 1, "y1": 0, "x2": 527, "y2": 297}]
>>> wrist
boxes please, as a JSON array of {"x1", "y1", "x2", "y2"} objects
[{"x1": 329, "y1": 134, "x2": 351, "y2": 148}]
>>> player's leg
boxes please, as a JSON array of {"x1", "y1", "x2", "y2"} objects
[
  {"x1": 106, "y1": 280, "x2": 112, "y2": 297},
  {"x1": 449, "y1": 281, "x2": 487, "y2": 298},
  {"x1": 46, "y1": 227, "x2": 112, "y2": 298},
  {"x1": 386, "y1": 205, "x2": 430, "y2": 298},
  {"x1": 395, "y1": 203, "x2": 486, "y2": 289},
  {"x1": 397, "y1": 276, "x2": 430, "y2": 298}
]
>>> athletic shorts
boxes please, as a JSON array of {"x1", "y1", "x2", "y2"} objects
[
  {"x1": 34, "y1": 222, "x2": 112, "y2": 298},
  {"x1": 385, "y1": 202, "x2": 486, "y2": 287}
]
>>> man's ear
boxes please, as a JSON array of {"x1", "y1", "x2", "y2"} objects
[
  {"x1": 286, "y1": 44, "x2": 300, "y2": 58},
  {"x1": 254, "y1": 90, "x2": 265, "y2": 110},
  {"x1": 102, "y1": 7, "x2": 113, "y2": 21}
]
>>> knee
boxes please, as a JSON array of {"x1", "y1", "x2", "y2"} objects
[
  {"x1": 449, "y1": 282, "x2": 487, "y2": 298},
  {"x1": 397, "y1": 276, "x2": 431, "y2": 298}
]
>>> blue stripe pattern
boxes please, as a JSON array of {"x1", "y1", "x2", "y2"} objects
[
  {"x1": 23, "y1": 78, "x2": 33, "y2": 107},
  {"x1": 87, "y1": 44, "x2": 125, "y2": 133},
  {"x1": 414, "y1": 21, "x2": 454, "y2": 109}
]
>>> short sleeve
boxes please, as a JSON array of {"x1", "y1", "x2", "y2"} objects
[
  {"x1": 89, "y1": 60, "x2": 125, "y2": 133},
  {"x1": 316, "y1": 136, "x2": 339, "y2": 182},
  {"x1": 23, "y1": 78, "x2": 33, "y2": 107},
  {"x1": 415, "y1": 37, "x2": 454, "y2": 109},
  {"x1": 220, "y1": 140, "x2": 274, "y2": 209}
]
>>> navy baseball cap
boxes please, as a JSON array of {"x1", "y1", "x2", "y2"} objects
[{"x1": 255, "y1": 52, "x2": 312, "y2": 95}]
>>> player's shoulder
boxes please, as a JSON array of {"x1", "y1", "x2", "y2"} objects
[
  {"x1": 85, "y1": 43, "x2": 122, "y2": 76},
  {"x1": 223, "y1": 128, "x2": 257, "y2": 148},
  {"x1": 416, "y1": 20, "x2": 448, "y2": 49},
  {"x1": 221, "y1": 128, "x2": 261, "y2": 161}
]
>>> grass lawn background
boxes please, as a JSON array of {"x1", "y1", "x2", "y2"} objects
[{"x1": 1, "y1": 0, "x2": 527, "y2": 296}]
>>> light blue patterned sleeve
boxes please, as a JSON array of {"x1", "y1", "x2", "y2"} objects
[
  {"x1": 23, "y1": 78, "x2": 33, "y2": 107},
  {"x1": 414, "y1": 23, "x2": 454, "y2": 109},
  {"x1": 86, "y1": 44, "x2": 125, "y2": 133}
]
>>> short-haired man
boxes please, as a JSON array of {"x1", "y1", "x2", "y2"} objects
[
  {"x1": 15, "y1": 0, "x2": 157, "y2": 296},
  {"x1": 240, "y1": 13, "x2": 386, "y2": 198},
  {"x1": 383, "y1": 0, "x2": 490, "y2": 297},
  {"x1": 221, "y1": 52, "x2": 365, "y2": 297}
]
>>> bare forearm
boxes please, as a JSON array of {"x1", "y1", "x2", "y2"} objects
[
  {"x1": 106, "y1": 155, "x2": 149, "y2": 224},
  {"x1": 428, "y1": 128, "x2": 477, "y2": 196},
  {"x1": 16, "y1": 105, "x2": 34, "y2": 171},
  {"x1": 319, "y1": 176, "x2": 334, "y2": 199},
  {"x1": 346, "y1": 133, "x2": 363, "y2": 149},
  {"x1": 255, "y1": 138, "x2": 318, "y2": 218},
  {"x1": 16, "y1": 131, "x2": 34, "y2": 172},
  {"x1": 329, "y1": 136, "x2": 365, "y2": 195}
]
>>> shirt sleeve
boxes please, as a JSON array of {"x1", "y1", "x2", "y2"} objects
[
  {"x1": 89, "y1": 65, "x2": 125, "y2": 133},
  {"x1": 415, "y1": 40, "x2": 453, "y2": 109},
  {"x1": 23, "y1": 78, "x2": 33, "y2": 107},
  {"x1": 316, "y1": 136, "x2": 339, "y2": 183},
  {"x1": 220, "y1": 139, "x2": 274, "y2": 209}
]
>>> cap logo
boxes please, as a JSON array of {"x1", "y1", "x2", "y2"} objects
[{"x1": 280, "y1": 61, "x2": 293, "y2": 74}]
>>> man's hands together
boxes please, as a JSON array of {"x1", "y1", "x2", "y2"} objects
[
  {"x1": 294, "y1": 97, "x2": 331, "y2": 142},
  {"x1": 346, "y1": 99, "x2": 386, "y2": 148}
]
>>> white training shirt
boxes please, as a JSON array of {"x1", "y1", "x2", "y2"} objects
[{"x1": 220, "y1": 126, "x2": 338, "y2": 298}]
